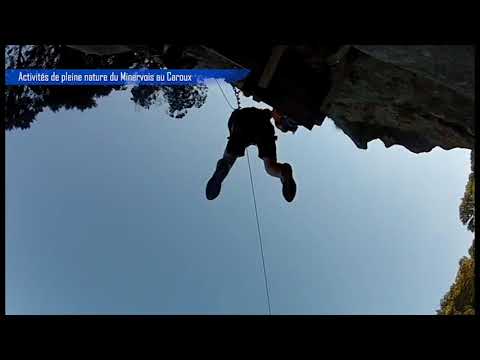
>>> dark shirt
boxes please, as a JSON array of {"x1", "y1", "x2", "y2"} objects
[
  {"x1": 225, "y1": 107, "x2": 277, "y2": 159},
  {"x1": 228, "y1": 107, "x2": 273, "y2": 139}
]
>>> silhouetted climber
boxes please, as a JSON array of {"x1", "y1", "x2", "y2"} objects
[{"x1": 206, "y1": 107, "x2": 297, "y2": 202}]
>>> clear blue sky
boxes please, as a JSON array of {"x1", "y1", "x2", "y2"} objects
[{"x1": 5, "y1": 81, "x2": 473, "y2": 314}]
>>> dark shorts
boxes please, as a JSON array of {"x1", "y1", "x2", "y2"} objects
[{"x1": 226, "y1": 132, "x2": 277, "y2": 160}]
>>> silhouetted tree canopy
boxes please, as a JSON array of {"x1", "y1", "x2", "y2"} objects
[
  {"x1": 459, "y1": 150, "x2": 475, "y2": 232},
  {"x1": 130, "y1": 84, "x2": 207, "y2": 119},
  {"x1": 438, "y1": 150, "x2": 475, "y2": 315},
  {"x1": 459, "y1": 173, "x2": 475, "y2": 232},
  {"x1": 437, "y1": 240, "x2": 475, "y2": 315},
  {"x1": 5, "y1": 45, "x2": 119, "y2": 130},
  {"x1": 5, "y1": 45, "x2": 208, "y2": 130}
]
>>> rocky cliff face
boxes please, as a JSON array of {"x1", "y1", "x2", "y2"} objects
[
  {"x1": 325, "y1": 48, "x2": 475, "y2": 153},
  {"x1": 186, "y1": 45, "x2": 475, "y2": 153},
  {"x1": 21, "y1": 45, "x2": 476, "y2": 154},
  {"x1": 352, "y1": 45, "x2": 475, "y2": 101}
]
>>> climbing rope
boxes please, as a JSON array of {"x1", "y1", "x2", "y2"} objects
[
  {"x1": 246, "y1": 149, "x2": 272, "y2": 315},
  {"x1": 215, "y1": 79, "x2": 237, "y2": 110},
  {"x1": 215, "y1": 79, "x2": 272, "y2": 315}
]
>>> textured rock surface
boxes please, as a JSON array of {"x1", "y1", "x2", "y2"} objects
[
  {"x1": 66, "y1": 45, "x2": 134, "y2": 56},
  {"x1": 325, "y1": 49, "x2": 474, "y2": 153},
  {"x1": 61, "y1": 45, "x2": 477, "y2": 153},
  {"x1": 353, "y1": 45, "x2": 475, "y2": 100},
  {"x1": 188, "y1": 45, "x2": 475, "y2": 153}
]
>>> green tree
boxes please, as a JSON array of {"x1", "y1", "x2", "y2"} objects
[
  {"x1": 5, "y1": 45, "x2": 208, "y2": 130},
  {"x1": 459, "y1": 174, "x2": 475, "y2": 232},
  {"x1": 437, "y1": 241, "x2": 475, "y2": 315},
  {"x1": 459, "y1": 150, "x2": 475, "y2": 232},
  {"x1": 438, "y1": 150, "x2": 475, "y2": 315}
]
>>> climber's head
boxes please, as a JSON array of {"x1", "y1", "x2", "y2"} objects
[
  {"x1": 272, "y1": 109, "x2": 287, "y2": 132},
  {"x1": 271, "y1": 109, "x2": 298, "y2": 134}
]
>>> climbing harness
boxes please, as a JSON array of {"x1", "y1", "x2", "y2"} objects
[{"x1": 215, "y1": 79, "x2": 272, "y2": 315}]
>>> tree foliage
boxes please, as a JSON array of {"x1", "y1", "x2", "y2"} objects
[
  {"x1": 5, "y1": 45, "x2": 119, "y2": 130},
  {"x1": 437, "y1": 240, "x2": 475, "y2": 315},
  {"x1": 438, "y1": 150, "x2": 475, "y2": 315},
  {"x1": 459, "y1": 173, "x2": 475, "y2": 232},
  {"x1": 130, "y1": 84, "x2": 207, "y2": 119},
  {"x1": 459, "y1": 150, "x2": 475, "y2": 232},
  {"x1": 5, "y1": 45, "x2": 208, "y2": 130}
]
